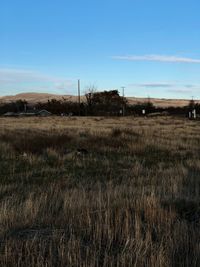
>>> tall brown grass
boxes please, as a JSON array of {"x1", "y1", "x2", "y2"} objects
[{"x1": 0, "y1": 116, "x2": 199, "y2": 266}]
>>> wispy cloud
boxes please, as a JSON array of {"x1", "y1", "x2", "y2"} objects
[
  {"x1": 129, "y1": 82, "x2": 199, "y2": 89},
  {"x1": 129, "y1": 82, "x2": 200, "y2": 96},
  {"x1": 184, "y1": 84, "x2": 196, "y2": 88},
  {"x1": 131, "y1": 83, "x2": 174, "y2": 88},
  {"x1": 0, "y1": 68, "x2": 68, "y2": 83},
  {"x1": 167, "y1": 88, "x2": 194, "y2": 94},
  {"x1": 0, "y1": 68, "x2": 75, "y2": 95},
  {"x1": 112, "y1": 55, "x2": 200, "y2": 63}
]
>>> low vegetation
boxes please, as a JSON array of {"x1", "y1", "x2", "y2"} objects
[
  {"x1": 1, "y1": 90, "x2": 199, "y2": 116},
  {"x1": 0, "y1": 116, "x2": 199, "y2": 266}
]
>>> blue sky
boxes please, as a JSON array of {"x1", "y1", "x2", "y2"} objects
[{"x1": 1, "y1": 0, "x2": 200, "y2": 99}]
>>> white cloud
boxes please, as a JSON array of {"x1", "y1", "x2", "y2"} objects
[
  {"x1": 184, "y1": 84, "x2": 196, "y2": 88},
  {"x1": 112, "y1": 55, "x2": 200, "y2": 63},
  {"x1": 130, "y1": 83, "x2": 174, "y2": 88},
  {"x1": 129, "y1": 82, "x2": 200, "y2": 96},
  {"x1": 0, "y1": 68, "x2": 75, "y2": 95},
  {"x1": 0, "y1": 68, "x2": 69, "y2": 83},
  {"x1": 167, "y1": 88, "x2": 194, "y2": 94}
]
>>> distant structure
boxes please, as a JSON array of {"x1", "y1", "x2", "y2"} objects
[
  {"x1": 188, "y1": 97, "x2": 197, "y2": 119},
  {"x1": 3, "y1": 109, "x2": 52, "y2": 117},
  {"x1": 193, "y1": 109, "x2": 197, "y2": 119},
  {"x1": 37, "y1": 110, "x2": 52, "y2": 117},
  {"x1": 189, "y1": 109, "x2": 197, "y2": 119},
  {"x1": 3, "y1": 112, "x2": 17, "y2": 117}
]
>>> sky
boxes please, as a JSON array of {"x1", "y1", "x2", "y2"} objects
[{"x1": 1, "y1": 0, "x2": 200, "y2": 99}]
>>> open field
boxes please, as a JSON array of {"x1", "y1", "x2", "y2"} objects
[
  {"x1": 0, "y1": 116, "x2": 200, "y2": 266},
  {"x1": 0, "y1": 92, "x2": 198, "y2": 107}
]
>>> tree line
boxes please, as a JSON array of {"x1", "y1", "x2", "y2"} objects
[{"x1": 0, "y1": 90, "x2": 199, "y2": 116}]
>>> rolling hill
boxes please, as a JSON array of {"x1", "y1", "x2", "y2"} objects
[{"x1": 0, "y1": 92, "x2": 198, "y2": 108}]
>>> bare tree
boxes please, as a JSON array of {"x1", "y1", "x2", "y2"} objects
[{"x1": 84, "y1": 85, "x2": 97, "y2": 114}]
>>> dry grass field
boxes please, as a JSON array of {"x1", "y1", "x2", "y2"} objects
[{"x1": 0, "y1": 116, "x2": 200, "y2": 266}]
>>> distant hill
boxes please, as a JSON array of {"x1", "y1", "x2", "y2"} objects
[
  {"x1": 127, "y1": 97, "x2": 196, "y2": 108},
  {"x1": 0, "y1": 92, "x2": 198, "y2": 108},
  {"x1": 0, "y1": 93, "x2": 80, "y2": 104}
]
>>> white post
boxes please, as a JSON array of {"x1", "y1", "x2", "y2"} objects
[{"x1": 193, "y1": 109, "x2": 196, "y2": 119}]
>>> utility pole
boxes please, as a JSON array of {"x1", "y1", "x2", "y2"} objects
[
  {"x1": 121, "y1": 86, "x2": 125, "y2": 98},
  {"x1": 121, "y1": 86, "x2": 125, "y2": 116},
  {"x1": 24, "y1": 103, "x2": 27, "y2": 113},
  {"x1": 190, "y1": 95, "x2": 195, "y2": 108},
  {"x1": 78, "y1": 79, "x2": 81, "y2": 116}
]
